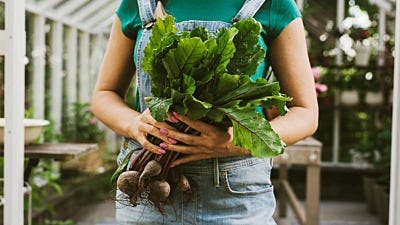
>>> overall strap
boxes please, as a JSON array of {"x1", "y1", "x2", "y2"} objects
[
  {"x1": 232, "y1": 0, "x2": 266, "y2": 22},
  {"x1": 137, "y1": 0, "x2": 157, "y2": 28}
]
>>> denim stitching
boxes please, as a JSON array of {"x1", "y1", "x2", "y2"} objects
[
  {"x1": 232, "y1": 0, "x2": 266, "y2": 22},
  {"x1": 220, "y1": 161, "x2": 273, "y2": 195},
  {"x1": 178, "y1": 157, "x2": 269, "y2": 175},
  {"x1": 137, "y1": 0, "x2": 156, "y2": 27}
]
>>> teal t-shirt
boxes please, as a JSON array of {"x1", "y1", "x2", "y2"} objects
[
  {"x1": 116, "y1": 0, "x2": 301, "y2": 113},
  {"x1": 116, "y1": 0, "x2": 301, "y2": 45}
]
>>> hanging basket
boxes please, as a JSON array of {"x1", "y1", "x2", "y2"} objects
[
  {"x1": 354, "y1": 42, "x2": 371, "y2": 67},
  {"x1": 340, "y1": 90, "x2": 359, "y2": 106},
  {"x1": 365, "y1": 91, "x2": 384, "y2": 106}
]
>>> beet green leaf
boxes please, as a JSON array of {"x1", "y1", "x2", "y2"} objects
[{"x1": 143, "y1": 15, "x2": 290, "y2": 158}]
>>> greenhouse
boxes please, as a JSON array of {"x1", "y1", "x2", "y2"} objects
[{"x1": 1, "y1": 0, "x2": 400, "y2": 224}]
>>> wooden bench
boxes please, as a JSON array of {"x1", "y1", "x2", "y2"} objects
[
  {"x1": 0, "y1": 143, "x2": 99, "y2": 225},
  {"x1": 273, "y1": 137, "x2": 322, "y2": 225}
]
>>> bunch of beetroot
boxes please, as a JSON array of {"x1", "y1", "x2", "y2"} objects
[
  {"x1": 116, "y1": 156, "x2": 190, "y2": 213},
  {"x1": 113, "y1": 15, "x2": 290, "y2": 213},
  {"x1": 114, "y1": 123, "x2": 195, "y2": 214}
]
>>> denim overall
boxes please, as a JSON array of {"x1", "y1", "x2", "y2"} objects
[{"x1": 116, "y1": 0, "x2": 277, "y2": 224}]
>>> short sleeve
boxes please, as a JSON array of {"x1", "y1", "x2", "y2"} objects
[
  {"x1": 266, "y1": 0, "x2": 301, "y2": 42},
  {"x1": 116, "y1": 0, "x2": 141, "y2": 39}
]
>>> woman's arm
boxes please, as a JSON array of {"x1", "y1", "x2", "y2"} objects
[
  {"x1": 91, "y1": 17, "x2": 138, "y2": 137},
  {"x1": 91, "y1": 17, "x2": 174, "y2": 154},
  {"x1": 267, "y1": 18, "x2": 319, "y2": 145}
]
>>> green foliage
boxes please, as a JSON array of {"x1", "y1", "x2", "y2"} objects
[
  {"x1": 110, "y1": 148, "x2": 136, "y2": 183},
  {"x1": 0, "y1": 2, "x2": 4, "y2": 30},
  {"x1": 142, "y1": 15, "x2": 290, "y2": 158},
  {"x1": 61, "y1": 102, "x2": 105, "y2": 143},
  {"x1": 320, "y1": 67, "x2": 384, "y2": 92},
  {"x1": 30, "y1": 159, "x2": 63, "y2": 211},
  {"x1": 43, "y1": 219, "x2": 74, "y2": 225},
  {"x1": 227, "y1": 18, "x2": 265, "y2": 76},
  {"x1": 373, "y1": 121, "x2": 392, "y2": 186},
  {"x1": 220, "y1": 107, "x2": 285, "y2": 157}
]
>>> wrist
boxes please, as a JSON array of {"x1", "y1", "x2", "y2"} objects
[{"x1": 124, "y1": 113, "x2": 141, "y2": 139}]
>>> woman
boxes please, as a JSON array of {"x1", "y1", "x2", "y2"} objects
[{"x1": 92, "y1": 0, "x2": 318, "y2": 224}]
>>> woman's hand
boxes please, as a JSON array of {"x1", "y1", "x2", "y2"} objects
[
  {"x1": 128, "y1": 109, "x2": 179, "y2": 155},
  {"x1": 160, "y1": 112, "x2": 250, "y2": 166}
]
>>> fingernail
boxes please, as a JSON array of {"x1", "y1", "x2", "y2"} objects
[
  {"x1": 159, "y1": 142, "x2": 168, "y2": 149},
  {"x1": 168, "y1": 138, "x2": 178, "y2": 144},
  {"x1": 171, "y1": 115, "x2": 179, "y2": 123},
  {"x1": 160, "y1": 128, "x2": 168, "y2": 135},
  {"x1": 170, "y1": 164, "x2": 175, "y2": 168},
  {"x1": 158, "y1": 148, "x2": 166, "y2": 154},
  {"x1": 173, "y1": 111, "x2": 179, "y2": 118}
]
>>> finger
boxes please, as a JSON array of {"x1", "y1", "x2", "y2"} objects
[
  {"x1": 136, "y1": 134, "x2": 164, "y2": 154},
  {"x1": 171, "y1": 154, "x2": 213, "y2": 166},
  {"x1": 167, "y1": 143, "x2": 214, "y2": 155},
  {"x1": 165, "y1": 128, "x2": 203, "y2": 146},
  {"x1": 167, "y1": 112, "x2": 180, "y2": 124},
  {"x1": 142, "y1": 112, "x2": 177, "y2": 131},
  {"x1": 140, "y1": 123, "x2": 176, "y2": 145},
  {"x1": 172, "y1": 112, "x2": 211, "y2": 133}
]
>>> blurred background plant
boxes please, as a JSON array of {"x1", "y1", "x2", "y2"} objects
[
  {"x1": 312, "y1": 66, "x2": 329, "y2": 97},
  {"x1": 29, "y1": 159, "x2": 63, "y2": 211},
  {"x1": 60, "y1": 102, "x2": 105, "y2": 143},
  {"x1": 373, "y1": 120, "x2": 392, "y2": 187},
  {"x1": 43, "y1": 219, "x2": 74, "y2": 225}
]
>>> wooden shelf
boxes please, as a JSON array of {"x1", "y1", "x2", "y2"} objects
[{"x1": 0, "y1": 143, "x2": 99, "y2": 160}]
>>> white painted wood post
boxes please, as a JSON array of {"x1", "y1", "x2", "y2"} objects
[
  {"x1": 66, "y1": 27, "x2": 78, "y2": 115},
  {"x1": 4, "y1": 0, "x2": 26, "y2": 224},
  {"x1": 389, "y1": 2, "x2": 400, "y2": 224},
  {"x1": 377, "y1": 8, "x2": 386, "y2": 66},
  {"x1": 49, "y1": 21, "x2": 63, "y2": 134},
  {"x1": 89, "y1": 34, "x2": 105, "y2": 93},
  {"x1": 31, "y1": 14, "x2": 46, "y2": 119},
  {"x1": 79, "y1": 32, "x2": 90, "y2": 103},
  {"x1": 0, "y1": 30, "x2": 6, "y2": 56},
  {"x1": 296, "y1": 0, "x2": 304, "y2": 11},
  {"x1": 332, "y1": 0, "x2": 345, "y2": 164}
]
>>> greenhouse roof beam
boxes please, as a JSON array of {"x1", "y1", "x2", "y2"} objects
[
  {"x1": 52, "y1": 0, "x2": 91, "y2": 18},
  {"x1": 25, "y1": 2, "x2": 91, "y2": 33},
  {"x1": 82, "y1": 1, "x2": 119, "y2": 31},
  {"x1": 70, "y1": 0, "x2": 114, "y2": 24},
  {"x1": 28, "y1": 0, "x2": 63, "y2": 12},
  {"x1": 369, "y1": 0, "x2": 392, "y2": 13}
]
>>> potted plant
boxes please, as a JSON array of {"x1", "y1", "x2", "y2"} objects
[
  {"x1": 339, "y1": 68, "x2": 361, "y2": 106},
  {"x1": 372, "y1": 123, "x2": 391, "y2": 224},
  {"x1": 361, "y1": 72, "x2": 384, "y2": 106},
  {"x1": 359, "y1": 121, "x2": 391, "y2": 219},
  {"x1": 364, "y1": 90, "x2": 384, "y2": 106},
  {"x1": 353, "y1": 139, "x2": 378, "y2": 213}
]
